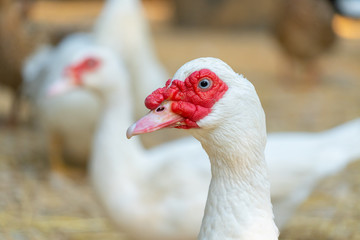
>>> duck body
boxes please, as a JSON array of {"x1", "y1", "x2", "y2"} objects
[{"x1": 267, "y1": 118, "x2": 360, "y2": 227}]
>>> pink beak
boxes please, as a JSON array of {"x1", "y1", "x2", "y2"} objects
[
  {"x1": 126, "y1": 101, "x2": 185, "y2": 139},
  {"x1": 46, "y1": 78, "x2": 76, "y2": 97}
]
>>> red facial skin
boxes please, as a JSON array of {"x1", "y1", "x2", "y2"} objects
[
  {"x1": 145, "y1": 69, "x2": 228, "y2": 129},
  {"x1": 65, "y1": 57, "x2": 101, "y2": 85}
]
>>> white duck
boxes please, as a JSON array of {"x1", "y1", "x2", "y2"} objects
[
  {"x1": 23, "y1": 0, "x2": 166, "y2": 171},
  {"x1": 127, "y1": 57, "x2": 279, "y2": 239}
]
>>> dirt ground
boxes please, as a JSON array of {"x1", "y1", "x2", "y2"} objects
[{"x1": 0, "y1": 1, "x2": 360, "y2": 240}]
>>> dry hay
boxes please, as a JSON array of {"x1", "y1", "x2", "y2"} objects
[{"x1": 280, "y1": 159, "x2": 360, "y2": 240}]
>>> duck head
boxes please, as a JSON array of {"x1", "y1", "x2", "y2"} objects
[
  {"x1": 47, "y1": 47, "x2": 128, "y2": 97},
  {"x1": 127, "y1": 57, "x2": 265, "y2": 140}
]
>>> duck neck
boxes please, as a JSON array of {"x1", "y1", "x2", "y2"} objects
[
  {"x1": 93, "y1": 0, "x2": 166, "y2": 118},
  {"x1": 95, "y1": 89, "x2": 141, "y2": 156},
  {"x1": 90, "y1": 89, "x2": 149, "y2": 219},
  {"x1": 194, "y1": 123, "x2": 278, "y2": 240}
]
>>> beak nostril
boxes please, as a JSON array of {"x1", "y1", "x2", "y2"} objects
[{"x1": 156, "y1": 106, "x2": 165, "y2": 112}]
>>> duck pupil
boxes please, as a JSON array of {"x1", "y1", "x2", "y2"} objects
[{"x1": 200, "y1": 80, "x2": 209, "y2": 88}]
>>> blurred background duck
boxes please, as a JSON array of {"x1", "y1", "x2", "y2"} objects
[
  {"x1": 23, "y1": 0, "x2": 167, "y2": 176},
  {"x1": 274, "y1": 0, "x2": 336, "y2": 85}
]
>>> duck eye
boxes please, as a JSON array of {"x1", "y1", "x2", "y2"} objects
[{"x1": 198, "y1": 78, "x2": 212, "y2": 90}]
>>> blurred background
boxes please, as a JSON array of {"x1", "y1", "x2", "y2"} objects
[{"x1": 0, "y1": 0, "x2": 359, "y2": 239}]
